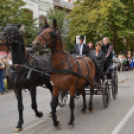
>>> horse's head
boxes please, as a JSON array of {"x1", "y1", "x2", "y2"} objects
[
  {"x1": 32, "y1": 19, "x2": 58, "y2": 51},
  {"x1": 0, "y1": 23, "x2": 22, "y2": 46}
]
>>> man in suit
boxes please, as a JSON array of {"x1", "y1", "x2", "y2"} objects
[
  {"x1": 72, "y1": 35, "x2": 89, "y2": 56},
  {"x1": 72, "y1": 35, "x2": 89, "y2": 97}
]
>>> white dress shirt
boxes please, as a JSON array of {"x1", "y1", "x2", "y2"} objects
[{"x1": 79, "y1": 44, "x2": 83, "y2": 55}]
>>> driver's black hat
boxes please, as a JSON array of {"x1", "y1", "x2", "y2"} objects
[{"x1": 78, "y1": 35, "x2": 84, "y2": 40}]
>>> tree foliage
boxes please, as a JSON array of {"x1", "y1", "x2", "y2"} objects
[
  {"x1": 0, "y1": 0, "x2": 38, "y2": 44},
  {"x1": 68, "y1": 0, "x2": 134, "y2": 54},
  {"x1": 45, "y1": 8, "x2": 71, "y2": 50}
]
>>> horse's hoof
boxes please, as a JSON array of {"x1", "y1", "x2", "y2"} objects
[
  {"x1": 49, "y1": 113, "x2": 52, "y2": 117},
  {"x1": 89, "y1": 109, "x2": 94, "y2": 113},
  {"x1": 68, "y1": 124, "x2": 74, "y2": 129},
  {"x1": 36, "y1": 112, "x2": 43, "y2": 118},
  {"x1": 81, "y1": 109, "x2": 86, "y2": 114},
  {"x1": 14, "y1": 128, "x2": 22, "y2": 133},
  {"x1": 55, "y1": 122, "x2": 60, "y2": 130}
]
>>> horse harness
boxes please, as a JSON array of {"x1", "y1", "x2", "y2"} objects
[
  {"x1": 38, "y1": 25, "x2": 97, "y2": 87},
  {"x1": 3, "y1": 25, "x2": 98, "y2": 87}
]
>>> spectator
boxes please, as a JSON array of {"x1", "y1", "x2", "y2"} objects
[
  {"x1": 130, "y1": 57, "x2": 134, "y2": 70},
  {"x1": 0, "y1": 57, "x2": 5, "y2": 94},
  {"x1": 126, "y1": 57, "x2": 130, "y2": 70},
  {"x1": 5, "y1": 53, "x2": 13, "y2": 91},
  {"x1": 88, "y1": 42, "x2": 94, "y2": 50}
]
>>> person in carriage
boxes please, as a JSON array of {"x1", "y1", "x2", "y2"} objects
[
  {"x1": 71, "y1": 35, "x2": 89, "y2": 96},
  {"x1": 101, "y1": 37, "x2": 114, "y2": 72},
  {"x1": 88, "y1": 42, "x2": 94, "y2": 50},
  {"x1": 71, "y1": 35, "x2": 89, "y2": 56},
  {"x1": 89, "y1": 41, "x2": 105, "y2": 85}
]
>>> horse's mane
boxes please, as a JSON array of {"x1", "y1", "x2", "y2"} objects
[
  {"x1": 58, "y1": 31, "x2": 65, "y2": 50},
  {"x1": 38, "y1": 25, "x2": 50, "y2": 35}
]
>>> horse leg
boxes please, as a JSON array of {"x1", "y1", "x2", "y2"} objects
[
  {"x1": 45, "y1": 82, "x2": 58, "y2": 117},
  {"x1": 30, "y1": 87, "x2": 43, "y2": 118},
  {"x1": 80, "y1": 88, "x2": 87, "y2": 113},
  {"x1": 45, "y1": 82, "x2": 53, "y2": 94},
  {"x1": 89, "y1": 85, "x2": 94, "y2": 112},
  {"x1": 50, "y1": 87, "x2": 60, "y2": 129},
  {"x1": 68, "y1": 88, "x2": 75, "y2": 128},
  {"x1": 14, "y1": 87, "x2": 24, "y2": 133}
]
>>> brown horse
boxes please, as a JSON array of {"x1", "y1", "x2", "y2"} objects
[{"x1": 32, "y1": 19, "x2": 95, "y2": 129}]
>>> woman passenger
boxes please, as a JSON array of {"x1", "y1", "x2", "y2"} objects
[{"x1": 89, "y1": 41, "x2": 105, "y2": 84}]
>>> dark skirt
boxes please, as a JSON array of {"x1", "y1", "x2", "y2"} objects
[{"x1": 95, "y1": 65, "x2": 102, "y2": 84}]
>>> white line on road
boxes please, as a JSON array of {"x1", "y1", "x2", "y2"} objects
[
  {"x1": 16, "y1": 118, "x2": 48, "y2": 134},
  {"x1": 111, "y1": 105, "x2": 134, "y2": 134},
  {"x1": 20, "y1": 119, "x2": 46, "y2": 133}
]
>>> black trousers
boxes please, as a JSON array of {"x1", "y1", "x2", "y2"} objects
[{"x1": 103, "y1": 61, "x2": 113, "y2": 72}]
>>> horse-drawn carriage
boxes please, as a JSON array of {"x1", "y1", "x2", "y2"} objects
[{"x1": 0, "y1": 20, "x2": 118, "y2": 132}]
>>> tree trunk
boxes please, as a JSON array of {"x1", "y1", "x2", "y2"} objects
[
  {"x1": 131, "y1": 45, "x2": 133, "y2": 57},
  {"x1": 112, "y1": 30, "x2": 117, "y2": 50},
  {"x1": 125, "y1": 38, "x2": 128, "y2": 57}
]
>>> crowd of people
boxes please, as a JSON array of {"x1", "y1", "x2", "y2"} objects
[
  {"x1": 123, "y1": 57, "x2": 134, "y2": 71},
  {"x1": 0, "y1": 53, "x2": 12, "y2": 94}
]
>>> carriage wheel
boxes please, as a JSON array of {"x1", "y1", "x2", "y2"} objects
[
  {"x1": 58, "y1": 91, "x2": 68, "y2": 107},
  {"x1": 102, "y1": 80, "x2": 110, "y2": 108},
  {"x1": 112, "y1": 72, "x2": 118, "y2": 99}
]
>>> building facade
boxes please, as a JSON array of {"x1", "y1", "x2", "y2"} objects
[{"x1": 23, "y1": 0, "x2": 73, "y2": 26}]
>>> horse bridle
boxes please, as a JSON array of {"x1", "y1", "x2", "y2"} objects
[
  {"x1": 38, "y1": 26, "x2": 58, "y2": 49},
  {"x1": 2, "y1": 28, "x2": 25, "y2": 52}
]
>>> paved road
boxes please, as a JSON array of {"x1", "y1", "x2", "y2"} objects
[{"x1": 0, "y1": 71, "x2": 134, "y2": 134}]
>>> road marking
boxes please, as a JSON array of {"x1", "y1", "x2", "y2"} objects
[
  {"x1": 19, "y1": 106, "x2": 62, "y2": 133},
  {"x1": 111, "y1": 105, "x2": 134, "y2": 134},
  {"x1": 118, "y1": 80, "x2": 125, "y2": 83},
  {"x1": 19, "y1": 119, "x2": 46, "y2": 134},
  {"x1": 13, "y1": 120, "x2": 45, "y2": 134}
]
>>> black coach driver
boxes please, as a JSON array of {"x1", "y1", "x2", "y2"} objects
[{"x1": 72, "y1": 35, "x2": 89, "y2": 56}]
